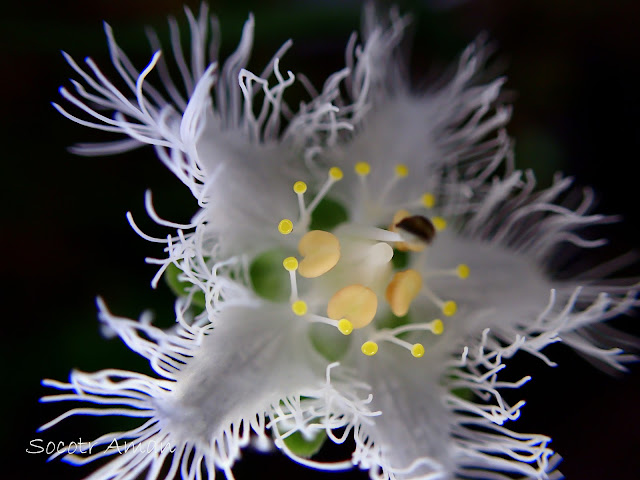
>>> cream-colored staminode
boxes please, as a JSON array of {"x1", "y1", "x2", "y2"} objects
[
  {"x1": 385, "y1": 269, "x2": 423, "y2": 317},
  {"x1": 298, "y1": 231, "x2": 341, "y2": 278},
  {"x1": 327, "y1": 284, "x2": 378, "y2": 329}
]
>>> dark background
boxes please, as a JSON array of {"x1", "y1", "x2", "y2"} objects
[{"x1": 2, "y1": 0, "x2": 639, "y2": 478}]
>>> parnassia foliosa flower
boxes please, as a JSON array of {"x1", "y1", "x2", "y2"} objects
[{"x1": 42, "y1": 4, "x2": 638, "y2": 480}]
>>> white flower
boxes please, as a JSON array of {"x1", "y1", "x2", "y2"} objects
[{"x1": 42, "y1": 4, "x2": 637, "y2": 480}]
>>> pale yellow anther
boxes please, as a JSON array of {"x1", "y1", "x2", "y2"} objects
[
  {"x1": 456, "y1": 264, "x2": 470, "y2": 279},
  {"x1": 293, "y1": 181, "x2": 307, "y2": 194},
  {"x1": 395, "y1": 164, "x2": 409, "y2": 177},
  {"x1": 361, "y1": 341, "x2": 378, "y2": 356},
  {"x1": 282, "y1": 257, "x2": 298, "y2": 272},
  {"x1": 337, "y1": 319, "x2": 354, "y2": 336},
  {"x1": 421, "y1": 193, "x2": 435, "y2": 208},
  {"x1": 329, "y1": 167, "x2": 343, "y2": 181},
  {"x1": 411, "y1": 343, "x2": 425, "y2": 358},
  {"x1": 385, "y1": 269, "x2": 423, "y2": 317},
  {"x1": 432, "y1": 216, "x2": 447, "y2": 231},
  {"x1": 292, "y1": 300, "x2": 308, "y2": 316},
  {"x1": 327, "y1": 284, "x2": 378, "y2": 329},
  {"x1": 442, "y1": 301, "x2": 457, "y2": 317},
  {"x1": 389, "y1": 209, "x2": 425, "y2": 252},
  {"x1": 431, "y1": 319, "x2": 444, "y2": 335},
  {"x1": 297, "y1": 230, "x2": 340, "y2": 278},
  {"x1": 278, "y1": 219, "x2": 294, "y2": 235},
  {"x1": 355, "y1": 162, "x2": 371, "y2": 176},
  {"x1": 391, "y1": 209, "x2": 411, "y2": 227}
]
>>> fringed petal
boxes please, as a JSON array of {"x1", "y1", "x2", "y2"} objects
[{"x1": 41, "y1": 300, "x2": 329, "y2": 479}]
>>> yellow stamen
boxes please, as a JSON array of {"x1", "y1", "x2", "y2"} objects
[
  {"x1": 389, "y1": 209, "x2": 425, "y2": 252},
  {"x1": 292, "y1": 300, "x2": 308, "y2": 316},
  {"x1": 282, "y1": 257, "x2": 298, "y2": 272},
  {"x1": 355, "y1": 162, "x2": 371, "y2": 176},
  {"x1": 432, "y1": 216, "x2": 447, "y2": 231},
  {"x1": 297, "y1": 230, "x2": 341, "y2": 278},
  {"x1": 411, "y1": 343, "x2": 425, "y2": 358},
  {"x1": 442, "y1": 300, "x2": 457, "y2": 317},
  {"x1": 361, "y1": 341, "x2": 378, "y2": 356},
  {"x1": 293, "y1": 181, "x2": 307, "y2": 194},
  {"x1": 456, "y1": 264, "x2": 470, "y2": 279},
  {"x1": 421, "y1": 193, "x2": 435, "y2": 208},
  {"x1": 305, "y1": 167, "x2": 343, "y2": 219},
  {"x1": 327, "y1": 284, "x2": 378, "y2": 329},
  {"x1": 385, "y1": 269, "x2": 423, "y2": 317},
  {"x1": 329, "y1": 167, "x2": 343, "y2": 181},
  {"x1": 278, "y1": 219, "x2": 293, "y2": 235},
  {"x1": 431, "y1": 319, "x2": 444, "y2": 335},
  {"x1": 337, "y1": 319, "x2": 353, "y2": 336},
  {"x1": 395, "y1": 164, "x2": 409, "y2": 177}
]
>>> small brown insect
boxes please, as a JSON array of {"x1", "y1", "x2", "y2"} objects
[{"x1": 395, "y1": 215, "x2": 437, "y2": 245}]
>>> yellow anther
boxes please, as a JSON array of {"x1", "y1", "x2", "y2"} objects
[
  {"x1": 431, "y1": 319, "x2": 444, "y2": 335},
  {"x1": 337, "y1": 319, "x2": 353, "y2": 336},
  {"x1": 385, "y1": 269, "x2": 423, "y2": 317},
  {"x1": 456, "y1": 264, "x2": 470, "y2": 279},
  {"x1": 278, "y1": 219, "x2": 294, "y2": 235},
  {"x1": 432, "y1": 216, "x2": 447, "y2": 231},
  {"x1": 389, "y1": 209, "x2": 425, "y2": 252},
  {"x1": 297, "y1": 230, "x2": 341, "y2": 278},
  {"x1": 355, "y1": 162, "x2": 371, "y2": 176},
  {"x1": 327, "y1": 284, "x2": 378, "y2": 329},
  {"x1": 395, "y1": 164, "x2": 409, "y2": 177},
  {"x1": 329, "y1": 167, "x2": 343, "y2": 180},
  {"x1": 293, "y1": 181, "x2": 307, "y2": 194},
  {"x1": 292, "y1": 300, "x2": 308, "y2": 316},
  {"x1": 282, "y1": 257, "x2": 299, "y2": 272},
  {"x1": 361, "y1": 341, "x2": 379, "y2": 356},
  {"x1": 411, "y1": 343, "x2": 425, "y2": 358},
  {"x1": 421, "y1": 193, "x2": 435, "y2": 208},
  {"x1": 442, "y1": 301, "x2": 457, "y2": 317}
]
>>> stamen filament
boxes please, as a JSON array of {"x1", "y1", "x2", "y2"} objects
[
  {"x1": 305, "y1": 314, "x2": 353, "y2": 336},
  {"x1": 306, "y1": 313, "x2": 340, "y2": 328},
  {"x1": 380, "y1": 335, "x2": 415, "y2": 352},
  {"x1": 288, "y1": 270, "x2": 298, "y2": 302},
  {"x1": 421, "y1": 284, "x2": 457, "y2": 317},
  {"x1": 379, "y1": 164, "x2": 409, "y2": 204},
  {"x1": 283, "y1": 256, "x2": 300, "y2": 302},
  {"x1": 424, "y1": 264, "x2": 470, "y2": 280},
  {"x1": 305, "y1": 167, "x2": 343, "y2": 217},
  {"x1": 381, "y1": 319, "x2": 444, "y2": 337},
  {"x1": 355, "y1": 162, "x2": 371, "y2": 204}
]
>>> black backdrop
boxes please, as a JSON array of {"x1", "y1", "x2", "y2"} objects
[{"x1": 3, "y1": 1, "x2": 639, "y2": 479}]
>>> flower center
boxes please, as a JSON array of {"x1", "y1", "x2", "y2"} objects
[{"x1": 272, "y1": 165, "x2": 469, "y2": 358}]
